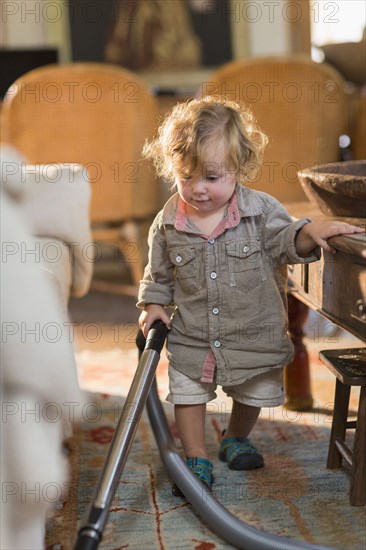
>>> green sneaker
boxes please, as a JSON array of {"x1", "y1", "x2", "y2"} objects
[
  {"x1": 172, "y1": 457, "x2": 214, "y2": 497},
  {"x1": 219, "y1": 433, "x2": 264, "y2": 470}
]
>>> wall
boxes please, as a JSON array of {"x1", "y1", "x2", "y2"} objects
[
  {"x1": 1, "y1": 0, "x2": 71, "y2": 62},
  {"x1": 234, "y1": 0, "x2": 290, "y2": 56}
]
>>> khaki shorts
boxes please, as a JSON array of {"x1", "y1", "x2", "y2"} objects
[{"x1": 166, "y1": 366, "x2": 284, "y2": 408}]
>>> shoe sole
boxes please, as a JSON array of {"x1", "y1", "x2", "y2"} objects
[{"x1": 219, "y1": 451, "x2": 264, "y2": 470}]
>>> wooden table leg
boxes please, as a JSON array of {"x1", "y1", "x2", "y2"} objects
[
  {"x1": 327, "y1": 380, "x2": 350, "y2": 469},
  {"x1": 350, "y1": 386, "x2": 366, "y2": 506},
  {"x1": 284, "y1": 295, "x2": 314, "y2": 411}
]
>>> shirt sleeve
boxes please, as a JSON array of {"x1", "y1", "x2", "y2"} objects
[
  {"x1": 136, "y1": 220, "x2": 175, "y2": 308},
  {"x1": 262, "y1": 197, "x2": 321, "y2": 265}
]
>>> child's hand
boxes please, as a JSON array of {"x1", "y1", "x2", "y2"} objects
[
  {"x1": 138, "y1": 304, "x2": 172, "y2": 338},
  {"x1": 296, "y1": 221, "x2": 365, "y2": 255}
]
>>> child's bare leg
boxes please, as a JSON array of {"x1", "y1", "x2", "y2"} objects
[
  {"x1": 225, "y1": 400, "x2": 261, "y2": 438},
  {"x1": 174, "y1": 404, "x2": 208, "y2": 458}
]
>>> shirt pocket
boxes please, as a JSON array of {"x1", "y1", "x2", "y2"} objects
[
  {"x1": 169, "y1": 246, "x2": 200, "y2": 294},
  {"x1": 225, "y1": 239, "x2": 263, "y2": 291}
]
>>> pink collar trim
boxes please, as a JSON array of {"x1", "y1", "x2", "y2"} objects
[{"x1": 174, "y1": 192, "x2": 241, "y2": 239}]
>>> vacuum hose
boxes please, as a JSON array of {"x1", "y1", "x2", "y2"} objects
[{"x1": 140, "y1": 323, "x2": 333, "y2": 550}]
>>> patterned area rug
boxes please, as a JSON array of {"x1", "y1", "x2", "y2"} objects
[{"x1": 46, "y1": 346, "x2": 366, "y2": 550}]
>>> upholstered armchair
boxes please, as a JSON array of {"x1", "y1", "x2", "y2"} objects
[
  {"x1": 0, "y1": 144, "x2": 92, "y2": 548},
  {"x1": 202, "y1": 55, "x2": 348, "y2": 203},
  {"x1": 1, "y1": 63, "x2": 161, "y2": 291}
]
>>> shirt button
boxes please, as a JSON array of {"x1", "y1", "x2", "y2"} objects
[
  {"x1": 243, "y1": 245, "x2": 250, "y2": 253},
  {"x1": 214, "y1": 340, "x2": 221, "y2": 348},
  {"x1": 176, "y1": 255, "x2": 183, "y2": 263},
  {"x1": 210, "y1": 272, "x2": 217, "y2": 279},
  {"x1": 208, "y1": 238, "x2": 215, "y2": 244},
  {"x1": 212, "y1": 307, "x2": 219, "y2": 315}
]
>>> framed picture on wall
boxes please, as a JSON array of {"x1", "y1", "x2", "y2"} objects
[{"x1": 69, "y1": 0, "x2": 232, "y2": 70}]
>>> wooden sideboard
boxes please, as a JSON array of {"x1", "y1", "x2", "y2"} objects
[
  {"x1": 286, "y1": 202, "x2": 366, "y2": 342},
  {"x1": 283, "y1": 202, "x2": 365, "y2": 410}
]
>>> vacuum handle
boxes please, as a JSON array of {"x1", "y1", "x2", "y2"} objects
[
  {"x1": 136, "y1": 320, "x2": 169, "y2": 354},
  {"x1": 74, "y1": 533, "x2": 99, "y2": 550}
]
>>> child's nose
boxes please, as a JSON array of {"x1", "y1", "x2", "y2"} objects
[{"x1": 192, "y1": 179, "x2": 206, "y2": 194}]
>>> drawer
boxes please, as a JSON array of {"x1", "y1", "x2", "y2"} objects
[{"x1": 320, "y1": 252, "x2": 366, "y2": 340}]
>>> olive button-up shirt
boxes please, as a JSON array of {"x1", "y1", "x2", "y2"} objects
[{"x1": 137, "y1": 185, "x2": 320, "y2": 386}]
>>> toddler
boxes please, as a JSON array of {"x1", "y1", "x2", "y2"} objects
[{"x1": 137, "y1": 97, "x2": 363, "y2": 496}]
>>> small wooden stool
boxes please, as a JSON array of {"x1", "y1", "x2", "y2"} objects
[{"x1": 319, "y1": 348, "x2": 366, "y2": 506}]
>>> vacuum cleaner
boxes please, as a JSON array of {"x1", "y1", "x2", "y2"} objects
[{"x1": 74, "y1": 320, "x2": 334, "y2": 550}]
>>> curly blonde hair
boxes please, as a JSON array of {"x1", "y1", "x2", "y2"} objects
[{"x1": 143, "y1": 96, "x2": 268, "y2": 186}]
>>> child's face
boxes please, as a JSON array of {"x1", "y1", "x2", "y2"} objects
[{"x1": 174, "y1": 143, "x2": 237, "y2": 216}]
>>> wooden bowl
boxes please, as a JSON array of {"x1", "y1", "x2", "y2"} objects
[
  {"x1": 298, "y1": 161, "x2": 366, "y2": 218},
  {"x1": 321, "y1": 42, "x2": 366, "y2": 85}
]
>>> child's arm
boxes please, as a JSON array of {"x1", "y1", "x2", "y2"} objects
[
  {"x1": 137, "y1": 217, "x2": 174, "y2": 337},
  {"x1": 139, "y1": 304, "x2": 172, "y2": 338},
  {"x1": 295, "y1": 220, "x2": 364, "y2": 256}
]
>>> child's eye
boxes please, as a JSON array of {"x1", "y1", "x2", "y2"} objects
[{"x1": 206, "y1": 175, "x2": 219, "y2": 182}]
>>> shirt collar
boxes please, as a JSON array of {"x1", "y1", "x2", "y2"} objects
[
  {"x1": 160, "y1": 184, "x2": 263, "y2": 230},
  {"x1": 174, "y1": 192, "x2": 240, "y2": 238},
  {"x1": 236, "y1": 184, "x2": 264, "y2": 217}
]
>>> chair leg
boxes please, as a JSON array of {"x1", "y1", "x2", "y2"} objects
[
  {"x1": 350, "y1": 386, "x2": 366, "y2": 506},
  {"x1": 327, "y1": 380, "x2": 351, "y2": 469}
]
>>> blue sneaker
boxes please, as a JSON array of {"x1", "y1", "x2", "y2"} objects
[
  {"x1": 172, "y1": 457, "x2": 214, "y2": 497},
  {"x1": 219, "y1": 433, "x2": 264, "y2": 470}
]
